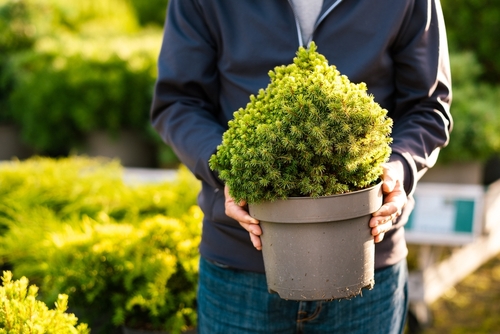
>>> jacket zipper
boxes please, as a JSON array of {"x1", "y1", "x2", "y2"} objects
[
  {"x1": 316, "y1": 0, "x2": 343, "y2": 29},
  {"x1": 287, "y1": 0, "x2": 306, "y2": 46},
  {"x1": 287, "y1": 0, "x2": 344, "y2": 47}
]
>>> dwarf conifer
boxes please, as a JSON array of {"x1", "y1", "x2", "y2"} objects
[{"x1": 209, "y1": 42, "x2": 392, "y2": 203}]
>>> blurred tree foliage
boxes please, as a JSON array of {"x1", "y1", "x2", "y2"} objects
[
  {"x1": 0, "y1": 0, "x2": 170, "y2": 160},
  {"x1": 4, "y1": 34, "x2": 160, "y2": 155},
  {"x1": 0, "y1": 0, "x2": 36, "y2": 122},
  {"x1": 129, "y1": 0, "x2": 169, "y2": 27},
  {"x1": 441, "y1": 0, "x2": 500, "y2": 83},
  {"x1": 0, "y1": 0, "x2": 35, "y2": 53},
  {"x1": 437, "y1": 0, "x2": 500, "y2": 163},
  {"x1": 438, "y1": 52, "x2": 500, "y2": 163}
]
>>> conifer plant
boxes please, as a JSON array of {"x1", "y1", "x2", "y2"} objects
[
  {"x1": 0, "y1": 271, "x2": 89, "y2": 334},
  {"x1": 210, "y1": 42, "x2": 393, "y2": 204}
]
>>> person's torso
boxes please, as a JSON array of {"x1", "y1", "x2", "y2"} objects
[{"x1": 194, "y1": 0, "x2": 414, "y2": 130}]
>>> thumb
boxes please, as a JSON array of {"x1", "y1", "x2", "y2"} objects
[
  {"x1": 382, "y1": 177, "x2": 396, "y2": 193},
  {"x1": 381, "y1": 160, "x2": 405, "y2": 193}
]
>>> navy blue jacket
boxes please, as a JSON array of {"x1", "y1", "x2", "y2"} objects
[{"x1": 151, "y1": 0, "x2": 452, "y2": 271}]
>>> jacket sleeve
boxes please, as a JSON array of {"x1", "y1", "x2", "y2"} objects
[
  {"x1": 389, "y1": 0, "x2": 452, "y2": 195},
  {"x1": 150, "y1": 0, "x2": 224, "y2": 189}
]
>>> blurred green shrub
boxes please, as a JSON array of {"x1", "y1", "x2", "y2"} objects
[
  {"x1": 21, "y1": 0, "x2": 140, "y2": 36},
  {"x1": 129, "y1": 0, "x2": 169, "y2": 27},
  {"x1": 0, "y1": 0, "x2": 36, "y2": 123},
  {"x1": 0, "y1": 156, "x2": 199, "y2": 234},
  {"x1": 0, "y1": 156, "x2": 201, "y2": 333},
  {"x1": 0, "y1": 0, "x2": 35, "y2": 54},
  {"x1": 442, "y1": 0, "x2": 500, "y2": 83},
  {"x1": 0, "y1": 0, "x2": 169, "y2": 161},
  {"x1": 4, "y1": 33, "x2": 160, "y2": 155},
  {"x1": 439, "y1": 52, "x2": 500, "y2": 163},
  {"x1": 0, "y1": 271, "x2": 89, "y2": 333},
  {"x1": 14, "y1": 213, "x2": 200, "y2": 333}
]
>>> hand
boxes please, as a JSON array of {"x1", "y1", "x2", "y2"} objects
[
  {"x1": 224, "y1": 186, "x2": 262, "y2": 250},
  {"x1": 370, "y1": 161, "x2": 408, "y2": 243}
]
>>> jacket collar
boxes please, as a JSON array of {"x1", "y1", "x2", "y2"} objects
[{"x1": 318, "y1": 0, "x2": 343, "y2": 25}]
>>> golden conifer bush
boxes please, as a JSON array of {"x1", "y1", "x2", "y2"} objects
[{"x1": 0, "y1": 271, "x2": 89, "y2": 334}]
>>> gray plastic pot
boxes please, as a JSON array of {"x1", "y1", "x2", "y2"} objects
[{"x1": 248, "y1": 182, "x2": 383, "y2": 301}]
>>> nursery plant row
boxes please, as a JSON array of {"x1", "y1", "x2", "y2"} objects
[
  {"x1": 0, "y1": 156, "x2": 201, "y2": 333},
  {"x1": 0, "y1": 0, "x2": 175, "y2": 166}
]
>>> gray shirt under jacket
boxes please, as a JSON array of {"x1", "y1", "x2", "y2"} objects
[
  {"x1": 151, "y1": 0, "x2": 452, "y2": 272},
  {"x1": 290, "y1": 0, "x2": 324, "y2": 45}
]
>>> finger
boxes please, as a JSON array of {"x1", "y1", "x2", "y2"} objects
[
  {"x1": 381, "y1": 169, "x2": 396, "y2": 193},
  {"x1": 370, "y1": 214, "x2": 388, "y2": 228},
  {"x1": 374, "y1": 232, "x2": 385, "y2": 243},
  {"x1": 372, "y1": 187, "x2": 407, "y2": 218},
  {"x1": 372, "y1": 201, "x2": 400, "y2": 219},
  {"x1": 225, "y1": 202, "x2": 259, "y2": 225},
  {"x1": 370, "y1": 212, "x2": 398, "y2": 244},
  {"x1": 382, "y1": 177, "x2": 395, "y2": 194},
  {"x1": 240, "y1": 221, "x2": 262, "y2": 249},
  {"x1": 228, "y1": 206, "x2": 262, "y2": 250},
  {"x1": 371, "y1": 218, "x2": 393, "y2": 234},
  {"x1": 381, "y1": 160, "x2": 405, "y2": 193},
  {"x1": 371, "y1": 219, "x2": 393, "y2": 243},
  {"x1": 249, "y1": 231, "x2": 262, "y2": 250},
  {"x1": 239, "y1": 221, "x2": 262, "y2": 236},
  {"x1": 224, "y1": 186, "x2": 262, "y2": 250},
  {"x1": 370, "y1": 209, "x2": 400, "y2": 227},
  {"x1": 224, "y1": 186, "x2": 259, "y2": 226}
]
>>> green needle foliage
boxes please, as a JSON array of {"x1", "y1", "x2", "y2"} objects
[
  {"x1": 210, "y1": 42, "x2": 393, "y2": 203},
  {"x1": 0, "y1": 156, "x2": 201, "y2": 333},
  {"x1": 0, "y1": 271, "x2": 89, "y2": 334}
]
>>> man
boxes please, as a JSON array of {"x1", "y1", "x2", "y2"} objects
[{"x1": 151, "y1": 1, "x2": 452, "y2": 333}]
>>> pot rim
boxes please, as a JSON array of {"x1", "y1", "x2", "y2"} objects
[
  {"x1": 275, "y1": 180, "x2": 382, "y2": 201},
  {"x1": 248, "y1": 181, "x2": 383, "y2": 223}
]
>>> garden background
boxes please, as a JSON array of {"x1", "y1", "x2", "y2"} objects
[{"x1": 0, "y1": 0, "x2": 499, "y2": 333}]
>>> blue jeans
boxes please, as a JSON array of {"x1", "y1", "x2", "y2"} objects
[{"x1": 197, "y1": 257, "x2": 408, "y2": 334}]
